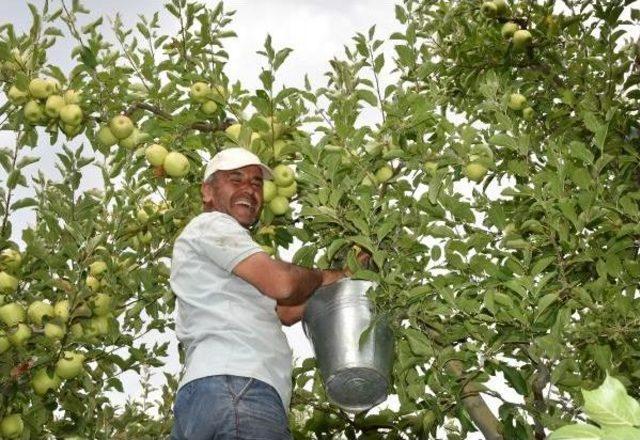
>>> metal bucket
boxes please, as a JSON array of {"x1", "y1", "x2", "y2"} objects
[{"x1": 302, "y1": 279, "x2": 394, "y2": 412}]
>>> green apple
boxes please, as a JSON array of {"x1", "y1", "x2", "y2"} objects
[
  {"x1": 259, "y1": 116, "x2": 283, "y2": 139},
  {"x1": 44, "y1": 322, "x2": 65, "y2": 340},
  {"x1": 0, "y1": 248, "x2": 22, "y2": 271},
  {"x1": 28, "y1": 77, "x2": 54, "y2": 99},
  {"x1": 55, "y1": 351, "x2": 86, "y2": 379},
  {"x1": 364, "y1": 141, "x2": 382, "y2": 156},
  {"x1": 250, "y1": 132, "x2": 262, "y2": 150},
  {"x1": 0, "y1": 331, "x2": 9, "y2": 354},
  {"x1": 138, "y1": 231, "x2": 152, "y2": 244},
  {"x1": 63, "y1": 89, "x2": 81, "y2": 104},
  {"x1": 0, "y1": 302, "x2": 25, "y2": 327},
  {"x1": 47, "y1": 78, "x2": 61, "y2": 94},
  {"x1": 424, "y1": 161, "x2": 438, "y2": 174},
  {"x1": 86, "y1": 275, "x2": 100, "y2": 292},
  {"x1": 522, "y1": 107, "x2": 535, "y2": 121},
  {"x1": 88, "y1": 315, "x2": 109, "y2": 336},
  {"x1": 8, "y1": 323, "x2": 31, "y2": 346},
  {"x1": 45, "y1": 95, "x2": 65, "y2": 118},
  {"x1": 96, "y1": 125, "x2": 118, "y2": 147},
  {"x1": 24, "y1": 100, "x2": 44, "y2": 124},
  {"x1": 89, "y1": 260, "x2": 107, "y2": 277},
  {"x1": 375, "y1": 166, "x2": 394, "y2": 183},
  {"x1": 494, "y1": 0, "x2": 509, "y2": 15},
  {"x1": 59, "y1": 104, "x2": 83, "y2": 125},
  {"x1": 7, "y1": 85, "x2": 28, "y2": 105},
  {"x1": 263, "y1": 180, "x2": 277, "y2": 203},
  {"x1": 118, "y1": 128, "x2": 145, "y2": 149},
  {"x1": 277, "y1": 181, "x2": 297, "y2": 198},
  {"x1": 27, "y1": 300, "x2": 54, "y2": 325},
  {"x1": 136, "y1": 208, "x2": 149, "y2": 223},
  {"x1": 272, "y1": 164, "x2": 295, "y2": 187},
  {"x1": 508, "y1": 93, "x2": 527, "y2": 111},
  {"x1": 501, "y1": 22, "x2": 520, "y2": 39},
  {"x1": 512, "y1": 29, "x2": 532, "y2": 50},
  {"x1": 163, "y1": 152, "x2": 190, "y2": 177},
  {"x1": 53, "y1": 300, "x2": 69, "y2": 321},
  {"x1": 465, "y1": 162, "x2": 488, "y2": 182},
  {"x1": 62, "y1": 123, "x2": 83, "y2": 138},
  {"x1": 0, "y1": 414, "x2": 24, "y2": 439},
  {"x1": 210, "y1": 84, "x2": 227, "y2": 101},
  {"x1": 269, "y1": 196, "x2": 289, "y2": 216},
  {"x1": 201, "y1": 100, "x2": 218, "y2": 115},
  {"x1": 190, "y1": 82, "x2": 211, "y2": 103},
  {"x1": 0, "y1": 271, "x2": 18, "y2": 293},
  {"x1": 273, "y1": 139, "x2": 289, "y2": 158},
  {"x1": 481, "y1": 1, "x2": 497, "y2": 17},
  {"x1": 31, "y1": 368, "x2": 61, "y2": 395},
  {"x1": 70, "y1": 323, "x2": 84, "y2": 339},
  {"x1": 362, "y1": 175, "x2": 377, "y2": 186},
  {"x1": 109, "y1": 115, "x2": 135, "y2": 140},
  {"x1": 225, "y1": 123, "x2": 242, "y2": 141}
]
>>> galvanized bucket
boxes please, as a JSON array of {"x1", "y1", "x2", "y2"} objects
[{"x1": 302, "y1": 279, "x2": 394, "y2": 412}]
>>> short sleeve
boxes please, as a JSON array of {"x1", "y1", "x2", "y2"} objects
[{"x1": 194, "y1": 212, "x2": 263, "y2": 272}]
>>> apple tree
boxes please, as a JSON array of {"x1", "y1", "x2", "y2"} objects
[{"x1": 0, "y1": 0, "x2": 639, "y2": 439}]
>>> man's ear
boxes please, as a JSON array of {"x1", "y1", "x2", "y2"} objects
[{"x1": 201, "y1": 181, "x2": 214, "y2": 205}]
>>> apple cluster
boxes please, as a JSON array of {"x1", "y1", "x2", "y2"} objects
[
  {"x1": 190, "y1": 81, "x2": 226, "y2": 117},
  {"x1": 481, "y1": 1, "x2": 533, "y2": 52},
  {"x1": 507, "y1": 92, "x2": 535, "y2": 121},
  {"x1": 5, "y1": 77, "x2": 84, "y2": 138},
  {"x1": 144, "y1": 143, "x2": 190, "y2": 178},
  {"x1": 96, "y1": 114, "x2": 148, "y2": 150},
  {"x1": 263, "y1": 164, "x2": 296, "y2": 216},
  {"x1": 464, "y1": 144, "x2": 495, "y2": 183}
]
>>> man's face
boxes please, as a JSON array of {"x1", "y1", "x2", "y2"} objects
[{"x1": 201, "y1": 165, "x2": 264, "y2": 228}]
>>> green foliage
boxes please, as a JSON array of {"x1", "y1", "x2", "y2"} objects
[{"x1": 0, "y1": 0, "x2": 638, "y2": 438}]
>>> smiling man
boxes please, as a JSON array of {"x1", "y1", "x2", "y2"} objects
[{"x1": 169, "y1": 147, "x2": 346, "y2": 440}]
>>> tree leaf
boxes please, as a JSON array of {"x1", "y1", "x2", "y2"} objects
[
  {"x1": 582, "y1": 374, "x2": 640, "y2": 427},
  {"x1": 548, "y1": 424, "x2": 603, "y2": 440}
]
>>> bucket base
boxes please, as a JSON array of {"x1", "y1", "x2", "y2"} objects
[{"x1": 325, "y1": 367, "x2": 388, "y2": 413}]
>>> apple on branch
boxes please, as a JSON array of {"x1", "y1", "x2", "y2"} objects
[
  {"x1": 0, "y1": 271, "x2": 18, "y2": 293},
  {"x1": 28, "y1": 77, "x2": 54, "y2": 99},
  {"x1": 59, "y1": 104, "x2": 83, "y2": 125},
  {"x1": 163, "y1": 151, "x2": 190, "y2": 177},
  {"x1": 23, "y1": 100, "x2": 44, "y2": 124},
  {"x1": 0, "y1": 414, "x2": 24, "y2": 439},
  {"x1": 109, "y1": 115, "x2": 135, "y2": 140},
  {"x1": 190, "y1": 81, "x2": 211, "y2": 103},
  {"x1": 8, "y1": 323, "x2": 31, "y2": 346},
  {"x1": 96, "y1": 125, "x2": 118, "y2": 147},
  {"x1": 512, "y1": 29, "x2": 532, "y2": 50},
  {"x1": 269, "y1": 196, "x2": 289, "y2": 216},
  {"x1": 7, "y1": 85, "x2": 28, "y2": 105},
  {"x1": 272, "y1": 164, "x2": 295, "y2": 187},
  {"x1": 263, "y1": 180, "x2": 277, "y2": 203},
  {"x1": 508, "y1": 93, "x2": 527, "y2": 111},
  {"x1": 27, "y1": 300, "x2": 54, "y2": 326},
  {"x1": 0, "y1": 302, "x2": 25, "y2": 327},
  {"x1": 55, "y1": 351, "x2": 86, "y2": 379},
  {"x1": 31, "y1": 368, "x2": 61, "y2": 396}
]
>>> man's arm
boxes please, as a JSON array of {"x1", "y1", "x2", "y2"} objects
[{"x1": 233, "y1": 252, "x2": 346, "y2": 306}]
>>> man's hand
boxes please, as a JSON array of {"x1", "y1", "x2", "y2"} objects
[{"x1": 321, "y1": 269, "x2": 347, "y2": 286}]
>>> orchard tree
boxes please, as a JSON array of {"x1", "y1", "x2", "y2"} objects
[{"x1": 0, "y1": 0, "x2": 639, "y2": 439}]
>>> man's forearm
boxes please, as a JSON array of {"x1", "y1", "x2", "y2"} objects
[{"x1": 275, "y1": 261, "x2": 345, "y2": 306}]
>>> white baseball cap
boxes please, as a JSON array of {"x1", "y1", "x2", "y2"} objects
[{"x1": 203, "y1": 147, "x2": 272, "y2": 181}]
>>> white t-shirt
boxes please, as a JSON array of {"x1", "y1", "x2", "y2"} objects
[{"x1": 170, "y1": 211, "x2": 293, "y2": 408}]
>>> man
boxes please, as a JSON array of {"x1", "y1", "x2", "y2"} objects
[{"x1": 169, "y1": 147, "x2": 347, "y2": 440}]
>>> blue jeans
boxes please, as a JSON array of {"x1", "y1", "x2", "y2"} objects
[{"x1": 170, "y1": 375, "x2": 292, "y2": 440}]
